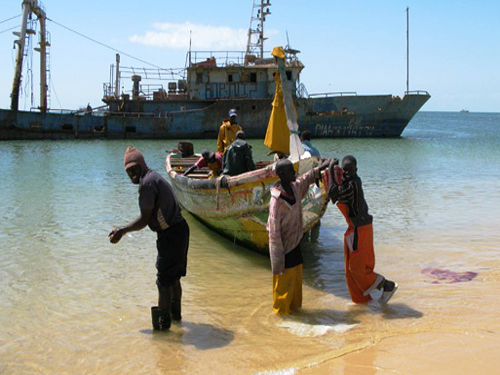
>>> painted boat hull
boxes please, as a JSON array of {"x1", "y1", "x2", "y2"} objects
[
  {"x1": 0, "y1": 92, "x2": 430, "y2": 140},
  {"x1": 165, "y1": 155, "x2": 330, "y2": 254}
]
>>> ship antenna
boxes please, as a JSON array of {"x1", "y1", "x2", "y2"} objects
[
  {"x1": 188, "y1": 29, "x2": 192, "y2": 67},
  {"x1": 245, "y1": 0, "x2": 271, "y2": 65},
  {"x1": 406, "y1": 7, "x2": 409, "y2": 94}
]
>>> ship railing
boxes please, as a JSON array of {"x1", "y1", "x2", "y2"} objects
[
  {"x1": 119, "y1": 66, "x2": 185, "y2": 80},
  {"x1": 308, "y1": 92, "x2": 358, "y2": 98},
  {"x1": 106, "y1": 106, "x2": 205, "y2": 118},
  {"x1": 189, "y1": 51, "x2": 250, "y2": 67},
  {"x1": 296, "y1": 83, "x2": 309, "y2": 99},
  {"x1": 404, "y1": 90, "x2": 430, "y2": 96},
  {"x1": 187, "y1": 50, "x2": 300, "y2": 68}
]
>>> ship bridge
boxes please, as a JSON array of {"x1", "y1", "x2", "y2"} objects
[{"x1": 185, "y1": 50, "x2": 304, "y2": 100}]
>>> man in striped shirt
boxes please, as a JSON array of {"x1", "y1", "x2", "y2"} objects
[{"x1": 329, "y1": 155, "x2": 397, "y2": 304}]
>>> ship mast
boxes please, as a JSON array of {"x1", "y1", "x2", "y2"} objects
[
  {"x1": 245, "y1": 0, "x2": 271, "y2": 65},
  {"x1": 406, "y1": 7, "x2": 409, "y2": 94},
  {"x1": 11, "y1": 0, "x2": 50, "y2": 113}
]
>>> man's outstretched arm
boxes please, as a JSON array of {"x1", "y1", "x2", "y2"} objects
[{"x1": 109, "y1": 206, "x2": 153, "y2": 243}]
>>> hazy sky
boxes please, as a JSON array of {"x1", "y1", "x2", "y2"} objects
[{"x1": 1, "y1": 0, "x2": 498, "y2": 112}]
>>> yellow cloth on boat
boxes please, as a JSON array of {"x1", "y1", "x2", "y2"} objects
[
  {"x1": 264, "y1": 70, "x2": 290, "y2": 155},
  {"x1": 271, "y1": 46, "x2": 286, "y2": 59},
  {"x1": 272, "y1": 264, "x2": 303, "y2": 315}
]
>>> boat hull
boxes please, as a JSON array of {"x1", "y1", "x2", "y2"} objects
[
  {"x1": 166, "y1": 156, "x2": 330, "y2": 254},
  {"x1": 0, "y1": 93, "x2": 430, "y2": 140}
]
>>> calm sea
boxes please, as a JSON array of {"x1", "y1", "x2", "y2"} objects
[{"x1": 1, "y1": 111, "x2": 500, "y2": 374}]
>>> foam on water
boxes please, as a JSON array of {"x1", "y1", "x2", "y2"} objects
[{"x1": 276, "y1": 320, "x2": 357, "y2": 337}]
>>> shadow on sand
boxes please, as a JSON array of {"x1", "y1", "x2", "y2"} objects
[
  {"x1": 141, "y1": 321, "x2": 235, "y2": 350},
  {"x1": 186, "y1": 214, "x2": 424, "y2": 322}
]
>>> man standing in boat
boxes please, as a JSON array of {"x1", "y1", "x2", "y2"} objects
[
  {"x1": 183, "y1": 149, "x2": 223, "y2": 178},
  {"x1": 217, "y1": 109, "x2": 242, "y2": 154},
  {"x1": 267, "y1": 158, "x2": 332, "y2": 315},
  {"x1": 109, "y1": 146, "x2": 190, "y2": 331},
  {"x1": 222, "y1": 131, "x2": 256, "y2": 176}
]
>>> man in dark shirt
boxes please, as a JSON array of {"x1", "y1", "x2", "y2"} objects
[
  {"x1": 329, "y1": 155, "x2": 397, "y2": 305},
  {"x1": 222, "y1": 131, "x2": 256, "y2": 176},
  {"x1": 109, "y1": 146, "x2": 189, "y2": 330}
]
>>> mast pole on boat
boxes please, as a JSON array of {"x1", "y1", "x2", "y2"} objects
[
  {"x1": 34, "y1": 4, "x2": 48, "y2": 112},
  {"x1": 10, "y1": 0, "x2": 32, "y2": 112},
  {"x1": 11, "y1": 0, "x2": 49, "y2": 113},
  {"x1": 114, "y1": 54, "x2": 120, "y2": 98},
  {"x1": 406, "y1": 7, "x2": 409, "y2": 94}
]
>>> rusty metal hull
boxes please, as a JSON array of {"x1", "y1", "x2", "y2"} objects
[
  {"x1": 0, "y1": 92, "x2": 430, "y2": 140},
  {"x1": 166, "y1": 155, "x2": 330, "y2": 254}
]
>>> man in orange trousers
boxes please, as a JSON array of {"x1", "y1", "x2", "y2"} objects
[{"x1": 329, "y1": 156, "x2": 397, "y2": 304}]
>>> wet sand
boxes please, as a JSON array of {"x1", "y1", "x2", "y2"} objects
[{"x1": 298, "y1": 332, "x2": 500, "y2": 374}]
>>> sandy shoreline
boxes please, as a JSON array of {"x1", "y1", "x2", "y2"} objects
[{"x1": 297, "y1": 331, "x2": 499, "y2": 375}]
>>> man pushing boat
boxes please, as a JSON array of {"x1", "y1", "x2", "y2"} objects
[
  {"x1": 267, "y1": 158, "x2": 332, "y2": 315},
  {"x1": 328, "y1": 155, "x2": 397, "y2": 305}
]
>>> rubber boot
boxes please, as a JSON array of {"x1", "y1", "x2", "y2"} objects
[
  {"x1": 151, "y1": 306, "x2": 171, "y2": 331},
  {"x1": 171, "y1": 299, "x2": 182, "y2": 322}
]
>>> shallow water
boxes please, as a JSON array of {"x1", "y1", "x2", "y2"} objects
[{"x1": 1, "y1": 112, "x2": 500, "y2": 374}]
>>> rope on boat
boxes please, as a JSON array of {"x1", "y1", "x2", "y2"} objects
[
  {"x1": 0, "y1": 25, "x2": 20, "y2": 35},
  {"x1": 216, "y1": 177, "x2": 221, "y2": 211},
  {"x1": 0, "y1": 14, "x2": 21, "y2": 25},
  {"x1": 46, "y1": 17, "x2": 165, "y2": 69}
]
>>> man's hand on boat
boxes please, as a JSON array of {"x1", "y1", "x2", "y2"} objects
[{"x1": 319, "y1": 158, "x2": 337, "y2": 172}]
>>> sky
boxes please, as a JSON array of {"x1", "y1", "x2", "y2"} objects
[{"x1": 0, "y1": 0, "x2": 499, "y2": 112}]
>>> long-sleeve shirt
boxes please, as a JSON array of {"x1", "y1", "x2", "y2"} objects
[
  {"x1": 267, "y1": 167, "x2": 320, "y2": 275},
  {"x1": 330, "y1": 175, "x2": 372, "y2": 227},
  {"x1": 222, "y1": 139, "x2": 256, "y2": 176},
  {"x1": 217, "y1": 121, "x2": 242, "y2": 154},
  {"x1": 301, "y1": 140, "x2": 321, "y2": 158}
]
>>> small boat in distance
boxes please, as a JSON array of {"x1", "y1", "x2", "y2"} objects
[{"x1": 460, "y1": 109, "x2": 470, "y2": 113}]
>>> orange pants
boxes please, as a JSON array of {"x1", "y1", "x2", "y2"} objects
[
  {"x1": 338, "y1": 203, "x2": 378, "y2": 303},
  {"x1": 272, "y1": 264, "x2": 303, "y2": 315}
]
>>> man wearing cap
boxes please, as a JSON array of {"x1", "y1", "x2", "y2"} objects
[
  {"x1": 109, "y1": 146, "x2": 190, "y2": 331},
  {"x1": 217, "y1": 108, "x2": 242, "y2": 154},
  {"x1": 183, "y1": 149, "x2": 223, "y2": 178}
]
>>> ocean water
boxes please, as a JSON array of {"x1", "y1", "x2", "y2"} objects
[{"x1": 1, "y1": 111, "x2": 500, "y2": 374}]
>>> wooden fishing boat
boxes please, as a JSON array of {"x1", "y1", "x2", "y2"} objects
[
  {"x1": 165, "y1": 154, "x2": 331, "y2": 254},
  {"x1": 165, "y1": 47, "x2": 333, "y2": 254}
]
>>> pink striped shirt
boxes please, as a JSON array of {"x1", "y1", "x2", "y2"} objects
[{"x1": 267, "y1": 168, "x2": 320, "y2": 275}]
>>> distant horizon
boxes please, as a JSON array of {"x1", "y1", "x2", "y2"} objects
[{"x1": 420, "y1": 110, "x2": 499, "y2": 114}]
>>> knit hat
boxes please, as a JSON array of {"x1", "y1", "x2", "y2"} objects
[{"x1": 124, "y1": 146, "x2": 148, "y2": 171}]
